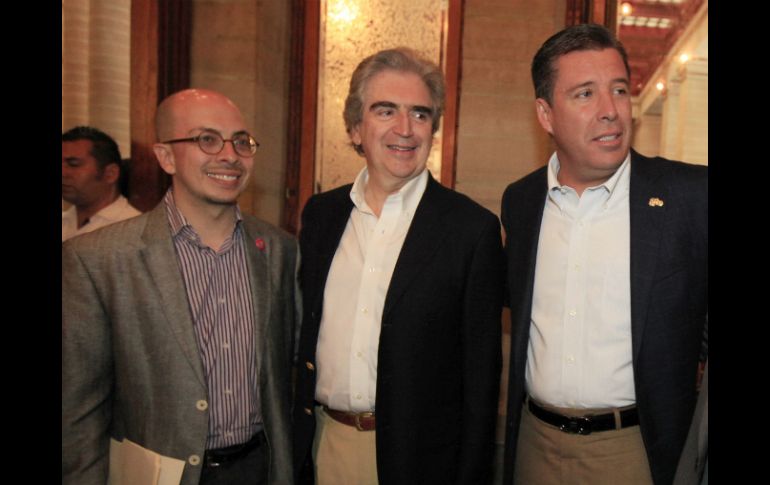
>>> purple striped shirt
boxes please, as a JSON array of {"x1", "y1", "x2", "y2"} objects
[{"x1": 164, "y1": 190, "x2": 261, "y2": 449}]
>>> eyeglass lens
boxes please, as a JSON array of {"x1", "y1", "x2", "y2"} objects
[{"x1": 198, "y1": 131, "x2": 257, "y2": 157}]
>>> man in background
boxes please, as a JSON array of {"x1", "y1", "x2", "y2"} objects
[{"x1": 62, "y1": 126, "x2": 141, "y2": 241}]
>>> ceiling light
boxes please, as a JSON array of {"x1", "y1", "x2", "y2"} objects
[{"x1": 621, "y1": 2, "x2": 633, "y2": 16}]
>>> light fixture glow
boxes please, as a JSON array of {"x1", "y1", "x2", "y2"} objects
[
  {"x1": 621, "y1": 2, "x2": 633, "y2": 16},
  {"x1": 655, "y1": 81, "x2": 665, "y2": 91},
  {"x1": 679, "y1": 53, "x2": 690, "y2": 64},
  {"x1": 328, "y1": 0, "x2": 359, "y2": 24}
]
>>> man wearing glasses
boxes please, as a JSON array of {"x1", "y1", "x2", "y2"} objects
[{"x1": 63, "y1": 89, "x2": 298, "y2": 485}]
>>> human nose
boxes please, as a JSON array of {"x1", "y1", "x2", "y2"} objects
[
  {"x1": 393, "y1": 111, "x2": 413, "y2": 137},
  {"x1": 598, "y1": 92, "x2": 618, "y2": 122},
  {"x1": 218, "y1": 139, "x2": 240, "y2": 162}
]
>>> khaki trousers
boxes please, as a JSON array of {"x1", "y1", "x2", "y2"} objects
[
  {"x1": 312, "y1": 406, "x2": 379, "y2": 485},
  {"x1": 514, "y1": 400, "x2": 653, "y2": 485}
]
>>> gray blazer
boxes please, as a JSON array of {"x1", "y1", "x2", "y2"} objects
[{"x1": 62, "y1": 202, "x2": 299, "y2": 485}]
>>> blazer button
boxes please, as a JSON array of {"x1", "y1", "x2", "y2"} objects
[
  {"x1": 305, "y1": 361, "x2": 315, "y2": 371},
  {"x1": 196, "y1": 400, "x2": 208, "y2": 411},
  {"x1": 188, "y1": 454, "x2": 201, "y2": 466},
  {"x1": 304, "y1": 407, "x2": 313, "y2": 415}
]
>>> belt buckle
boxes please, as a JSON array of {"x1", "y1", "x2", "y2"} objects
[
  {"x1": 355, "y1": 412, "x2": 373, "y2": 431},
  {"x1": 560, "y1": 416, "x2": 592, "y2": 435}
]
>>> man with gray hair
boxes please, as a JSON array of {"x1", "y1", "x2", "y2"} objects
[{"x1": 293, "y1": 47, "x2": 504, "y2": 484}]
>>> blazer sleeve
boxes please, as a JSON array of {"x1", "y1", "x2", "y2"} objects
[
  {"x1": 62, "y1": 243, "x2": 113, "y2": 485},
  {"x1": 457, "y1": 213, "x2": 505, "y2": 483}
]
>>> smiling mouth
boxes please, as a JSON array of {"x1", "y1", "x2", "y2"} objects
[
  {"x1": 596, "y1": 134, "x2": 621, "y2": 142},
  {"x1": 207, "y1": 173, "x2": 240, "y2": 181},
  {"x1": 387, "y1": 144, "x2": 417, "y2": 152}
]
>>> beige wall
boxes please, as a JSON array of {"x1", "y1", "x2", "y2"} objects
[
  {"x1": 190, "y1": 0, "x2": 291, "y2": 226},
  {"x1": 62, "y1": 0, "x2": 132, "y2": 156},
  {"x1": 455, "y1": 0, "x2": 566, "y2": 217}
]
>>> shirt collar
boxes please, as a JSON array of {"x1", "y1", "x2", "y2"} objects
[
  {"x1": 90, "y1": 195, "x2": 131, "y2": 223},
  {"x1": 349, "y1": 167, "x2": 428, "y2": 217},
  {"x1": 163, "y1": 188, "x2": 243, "y2": 240},
  {"x1": 547, "y1": 151, "x2": 631, "y2": 198}
]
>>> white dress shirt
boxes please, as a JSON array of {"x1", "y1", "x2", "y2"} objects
[
  {"x1": 526, "y1": 152, "x2": 635, "y2": 409},
  {"x1": 62, "y1": 195, "x2": 141, "y2": 241},
  {"x1": 315, "y1": 167, "x2": 428, "y2": 412}
]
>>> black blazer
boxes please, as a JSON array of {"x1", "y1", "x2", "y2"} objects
[
  {"x1": 293, "y1": 174, "x2": 505, "y2": 484},
  {"x1": 500, "y1": 150, "x2": 708, "y2": 485}
]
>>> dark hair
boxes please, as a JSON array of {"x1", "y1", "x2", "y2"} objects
[
  {"x1": 62, "y1": 126, "x2": 122, "y2": 170},
  {"x1": 532, "y1": 23, "x2": 630, "y2": 104},
  {"x1": 344, "y1": 47, "x2": 445, "y2": 155}
]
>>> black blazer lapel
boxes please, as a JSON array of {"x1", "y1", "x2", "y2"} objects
[
  {"x1": 629, "y1": 150, "x2": 668, "y2": 361},
  {"x1": 382, "y1": 176, "x2": 453, "y2": 322},
  {"x1": 503, "y1": 168, "x2": 548, "y2": 371},
  {"x1": 310, "y1": 188, "x2": 355, "y2": 317}
]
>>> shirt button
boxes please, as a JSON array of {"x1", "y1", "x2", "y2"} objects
[
  {"x1": 356, "y1": 351, "x2": 363, "y2": 358},
  {"x1": 569, "y1": 309, "x2": 577, "y2": 317},
  {"x1": 218, "y1": 298, "x2": 225, "y2": 304},
  {"x1": 304, "y1": 407, "x2": 313, "y2": 415},
  {"x1": 188, "y1": 454, "x2": 201, "y2": 466},
  {"x1": 196, "y1": 400, "x2": 208, "y2": 411},
  {"x1": 566, "y1": 355, "x2": 575, "y2": 364},
  {"x1": 355, "y1": 393, "x2": 362, "y2": 400},
  {"x1": 362, "y1": 308, "x2": 368, "y2": 314},
  {"x1": 306, "y1": 361, "x2": 315, "y2": 371},
  {"x1": 223, "y1": 342, "x2": 230, "y2": 349},
  {"x1": 225, "y1": 388, "x2": 232, "y2": 395},
  {"x1": 369, "y1": 267, "x2": 375, "y2": 273}
]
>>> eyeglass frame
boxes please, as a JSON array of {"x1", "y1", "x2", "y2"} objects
[{"x1": 161, "y1": 130, "x2": 260, "y2": 157}]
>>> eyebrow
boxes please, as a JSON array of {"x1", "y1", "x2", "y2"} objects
[
  {"x1": 369, "y1": 101, "x2": 433, "y2": 115},
  {"x1": 566, "y1": 77, "x2": 630, "y2": 93},
  {"x1": 190, "y1": 127, "x2": 250, "y2": 137}
]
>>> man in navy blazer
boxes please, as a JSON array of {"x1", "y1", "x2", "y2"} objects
[
  {"x1": 500, "y1": 25, "x2": 707, "y2": 485},
  {"x1": 293, "y1": 48, "x2": 504, "y2": 484}
]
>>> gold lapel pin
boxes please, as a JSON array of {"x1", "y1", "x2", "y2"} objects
[{"x1": 648, "y1": 197, "x2": 664, "y2": 207}]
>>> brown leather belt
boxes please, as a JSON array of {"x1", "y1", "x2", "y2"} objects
[{"x1": 323, "y1": 406, "x2": 376, "y2": 431}]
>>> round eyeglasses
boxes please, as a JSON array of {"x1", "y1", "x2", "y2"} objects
[{"x1": 162, "y1": 130, "x2": 259, "y2": 157}]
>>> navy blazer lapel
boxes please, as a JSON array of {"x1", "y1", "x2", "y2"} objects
[
  {"x1": 139, "y1": 204, "x2": 207, "y2": 387},
  {"x1": 382, "y1": 176, "x2": 451, "y2": 321},
  {"x1": 242, "y1": 219, "x2": 270, "y2": 379},
  {"x1": 629, "y1": 150, "x2": 668, "y2": 361},
  {"x1": 504, "y1": 168, "x2": 548, "y2": 361}
]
